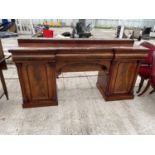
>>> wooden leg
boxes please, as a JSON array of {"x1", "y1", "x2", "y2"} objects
[
  {"x1": 138, "y1": 80, "x2": 151, "y2": 96},
  {"x1": 136, "y1": 77, "x2": 145, "y2": 94},
  {"x1": 0, "y1": 70, "x2": 9, "y2": 99},
  {"x1": 149, "y1": 89, "x2": 155, "y2": 94}
]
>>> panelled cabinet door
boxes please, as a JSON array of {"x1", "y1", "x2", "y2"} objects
[
  {"x1": 106, "y1": 61, "x2": 139, "y2": 100},
  {"x1": 97, "y1": 61, "x2": 140, "y2": 101},
  {"x1": 110, "y1": 62, "x2": 138, "y2": 94},
  {"x1": 16, "y1": 62, "x2": 57, "y2": 108},
  {"x1": 109, "y1": 62, "x2": 138, "y2": 94}
]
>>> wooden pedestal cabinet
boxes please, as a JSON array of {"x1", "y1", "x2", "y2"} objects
[{"x1": 15, "y1": 57, "x2": 57, "y2": 108}]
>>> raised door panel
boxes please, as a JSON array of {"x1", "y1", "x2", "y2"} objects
[
  {"x1": 19, "y1": 62, "x2": 57, "y2": 104},
  {"x1": 109, "y1": 62, "x2": 138, "y2": 95},
  {"x1": 27, "y1": 63, "x2": 49, "y2": 100}
]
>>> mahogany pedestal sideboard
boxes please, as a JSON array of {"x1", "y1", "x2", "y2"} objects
[{"x1": 9, "y1": 39, "x2": 149, "y2": 108}]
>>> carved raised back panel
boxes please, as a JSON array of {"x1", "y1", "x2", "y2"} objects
[{"x1": 18, "y1": 39, "x2": 134, "y2": 48}]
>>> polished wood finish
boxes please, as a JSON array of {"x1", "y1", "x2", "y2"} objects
[
  {"x1": 9, "y1": 39, "x2": 149, "y2": 108},
  {"x1": 18, "y1": 38, "x2": 134, "y2": 48}
]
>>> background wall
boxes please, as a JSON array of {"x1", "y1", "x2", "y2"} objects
[
  {"x1": 1, "y1": 19, "x2": 155, "y2": 29},
  {"x1": 95, "y1": 19, "x2": 155, "y2": 28},
  {"x1": 30, "y1": 19, "x2": 155, "y2": 29}
]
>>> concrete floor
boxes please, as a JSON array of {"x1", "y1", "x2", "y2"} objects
[{"x1": 0, "y1": 28, "x2": 155, "y2": 135}]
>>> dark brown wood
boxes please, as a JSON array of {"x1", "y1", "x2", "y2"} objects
[
  {"x1": 0, "y1": 70, "x2": 8, "y2": 99},
  {"x1": 18, "y1": 38, "x2": 134, "y2": 48},
  {"x1": 0, "y1": 40, "x2": 7, "y2": 70},
  {"x1": 0, "y1": 40, "x2": 8, "y2": 99},
  {"x1": 9, "y1": 38, "x2": 149, "y2": 108},
  {"x1": 15, "y1": 56, "x2": 57, "y2": 108}
]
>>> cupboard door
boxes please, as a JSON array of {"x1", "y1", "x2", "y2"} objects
[{"x1": 16, "y1": 62, "x2": 57, "y2": 108}]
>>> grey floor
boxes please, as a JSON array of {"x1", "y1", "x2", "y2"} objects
[{"x1": 0, "y1": 28, "x2": 155, "y2": 135}]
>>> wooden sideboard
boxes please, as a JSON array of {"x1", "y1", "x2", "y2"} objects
[{"x1": 9, "y1": 39, "x2": 149, "y2": 108}]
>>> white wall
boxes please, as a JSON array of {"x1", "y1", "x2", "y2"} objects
[
  {"x1": 1, "y1": 19, "x2": 155, "y2": 29},
  {"x1": 31, "y1": 19, "x2": 155, "y2": 28},
  {"x1": 95, "y1": 19, "x2": 155, "y2": 28}
]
